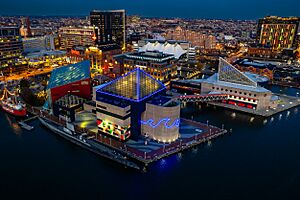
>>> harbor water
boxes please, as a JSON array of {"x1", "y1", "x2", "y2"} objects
[{"x1": 1, "y1": 85, "x2": 300, "y2": 199}]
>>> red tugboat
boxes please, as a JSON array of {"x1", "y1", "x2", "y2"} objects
[{"x1": 0, "y1": 88, "x2": 27, "y2": 117}]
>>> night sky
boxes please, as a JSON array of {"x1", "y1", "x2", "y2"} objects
[{"x1": 1, "y1": 0, "x2": 299, "y2": 19}]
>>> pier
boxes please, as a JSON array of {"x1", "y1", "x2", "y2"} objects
[
  {"x1": 18, "y1": 115, "x2": 38, "y2": 131},
  {"x1": 27, "y1": 106, "x2": 229, "y2": 166}
]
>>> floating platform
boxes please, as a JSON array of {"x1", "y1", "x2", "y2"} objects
[{"x1": 18, "y1": 121, "x2": 34, "y2": 130}]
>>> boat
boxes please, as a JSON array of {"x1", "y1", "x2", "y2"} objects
[
  {"x1": 0, "y1": 87, "x2": 26, "y2": 117},
  {"x1": 0, "y1": 98, "x2": 27, "y2": 117},
  {"x1": 38, "y1": 117, "x2": 140, "y2": 170}
]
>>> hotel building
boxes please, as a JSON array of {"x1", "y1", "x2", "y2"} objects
[
  {"x1": 90, "y1": 10, "x2": 126, "y2": 50},
  {"x1": 257, "y1": 16, "x2": 300, "y2": 50}
]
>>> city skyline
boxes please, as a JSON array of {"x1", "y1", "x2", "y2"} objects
[{"x1": 1, "y1": 0, "x2": 299, "y2": 20}]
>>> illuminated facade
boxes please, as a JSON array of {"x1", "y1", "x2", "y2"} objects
[
  {"x1": 46, "y1": 60, "x2": 91, "y2": 107},
  {"x1": 68, "y1": 44, "x2": 122, "y2": 76},
  {"x1": 200, "y1": 58, "x2": 277, "y2": 111},
  {"x1": 0, "y1": 27, "x2": 24, "y2": 72},
  {"x1": 95, "y1": 68, "x2": 180, "y2": 142},
  {"x1": 164, "y1": 26, "x2": 217, "y2": 49},
  {"x1": 90, "y1": 10, "x2": 126, "y2": 51},
  {"x1": 257, "y1": 16, "x2": 300, "y2": 50},
  {"x1": 121, "y1": 51, "x2": 178, "y2": 82},
  {"x1": 59, "y1": 27, "x2": 96, "y2": 50}
]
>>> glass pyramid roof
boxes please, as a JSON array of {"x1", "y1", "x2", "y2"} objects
[
  {"x1": 217, "y1": 58, "x2": 257, "y2": 87},
  {"x1": 47, "y1": 60, "x2": 90, "y2": 89},
  {"x1": 97, "y1": 68, "x2": 166, "y2": 102}
]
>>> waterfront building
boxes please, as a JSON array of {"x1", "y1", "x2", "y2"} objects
[
  {"x1": 94, "y1": 68, "x2": 180, "y2": 142},
  {"x1": 138, "y1": 39, "x2": 195, "y2": 60},
  {"x1": 59, "y1": 27, "x2": 96, "y2": 50},
  {"x1": 90, "y1": 10, "x2": 126, "y2": 51},
  {"x1": 257, "y1": 16, "x2": 300, "y2": 50},
  {"x1": 199, "y1": 58, "x2": 278, "y2": 111},
  {"x1": 0, "y1": 27, "x2": 24, "y2": 73},
  {"x1": 46, "y1": 60, "x2": 91, "y2": 109}
]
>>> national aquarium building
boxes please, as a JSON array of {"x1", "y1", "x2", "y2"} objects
[{"x1": 95, "y1": 68, "x2": 180, "y2": 142}]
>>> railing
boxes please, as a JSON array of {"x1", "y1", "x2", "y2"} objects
[{"x1": 176, "y1": 94, "x2": 229, "y2": 103}]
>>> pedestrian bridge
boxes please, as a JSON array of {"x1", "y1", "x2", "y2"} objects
[{"x1": 175, "y1": 93, "x2": 228, "y2": 103}]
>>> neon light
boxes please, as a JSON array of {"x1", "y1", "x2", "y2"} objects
[
  {"x1": 137, "y1": 67, "x2": 140, "y2": 99},
  {"x1": 96, "y1": 68, "x2": 166, "y2": 102},
  {"x1": 141, "y1": 118, "x2": 180, "y2": 129}
]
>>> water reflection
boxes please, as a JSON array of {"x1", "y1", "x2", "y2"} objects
[{"x1": 5, "y1": 114, "x2": 22, "y2": 135}]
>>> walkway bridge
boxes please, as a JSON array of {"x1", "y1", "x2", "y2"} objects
[{"x1": 174, "y1": 93, "x2": 228, "y2": 103}]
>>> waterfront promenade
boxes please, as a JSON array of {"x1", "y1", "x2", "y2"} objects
[{"x1": 27, "y1": 106, "x2": 228, "y2": 165}]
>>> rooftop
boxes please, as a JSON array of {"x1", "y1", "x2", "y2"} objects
[
  {"x1": 124, "y1": 51, "x2": 175, "y2": 63},
  {"x1": 97, "y1": 68, "x2": 166, "y2": 102},
  {"x1": 198, "y1": 73, "x2": 270, "y2": 93},
  {"x1": 47, "y1": 60, "x2": 90, "y2": 89},
  {"x1": 139, "y1": 40, "x2": 187, "y2": 59}
]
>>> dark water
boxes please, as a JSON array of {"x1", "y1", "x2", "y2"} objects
[{"x1": 1, "y1": 85, "x2": 300, "y2": 200}]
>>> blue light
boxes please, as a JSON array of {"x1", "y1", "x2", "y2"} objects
[
  {"x1": 96, "y1": 68, "x2": 166, "y2": 103},
  {"x1": 141, "y1": 118, "x2": 180, "y2": 129},
  {"x1": 137, "y1": 67, "x2": 140, "y2": 99}
]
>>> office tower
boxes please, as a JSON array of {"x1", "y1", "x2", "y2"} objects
[
  {"x1": 90, "y1": 10, "x2": 126, "y2": 50},
  {"x1": 257, "y1": 16, "x2": 300, "y2": 50},
  {"x1": 0, "y1": 27, "x2": 23, "y2": 71},
  {"x1": 58, "y1": 27, "x2": 96, "y2": 50}
]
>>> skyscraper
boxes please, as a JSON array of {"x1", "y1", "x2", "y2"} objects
[
  {"x1": 257, "y1": 16, "x2": 300, "y2": 50},
  {"x1": 90, "y1": 10, "x2": 126, "y2": 51},
  {"x1": 0, "y1": 27, "x2": 23, "y2": 73}
]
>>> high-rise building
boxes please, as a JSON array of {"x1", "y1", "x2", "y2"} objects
[
  {"x1": 0, "y1": 27, "x2": 23, "y2": 71},
  {"x1": 59, "y1": 27, "x2": 96, "y2": 50},
  {"x1": 257, "y1": 16, "x2": 300, "y2": 50},
  {"x1": 90, "y1": 10, "x2": 126, "y2": 50}
]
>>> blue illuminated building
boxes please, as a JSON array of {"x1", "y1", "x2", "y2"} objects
[{"x1": 95, "y1": 68, "x2": 181, "y2": 142}]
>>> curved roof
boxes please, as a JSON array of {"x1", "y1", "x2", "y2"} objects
[{"x1": 139, "y1": 41, "x2": 187, "y2": 59}]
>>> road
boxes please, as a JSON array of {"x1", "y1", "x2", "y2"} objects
[{"x1": 0, "y1": 66, "x2": 55, "y2": 83}]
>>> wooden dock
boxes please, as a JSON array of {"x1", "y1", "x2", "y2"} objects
[
  {"x1": 18, "y1": 115, "x2": 38, "y2": 130},
  {"x1": 18, "y1": 121, "x2": 34, "y2": 131}
]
